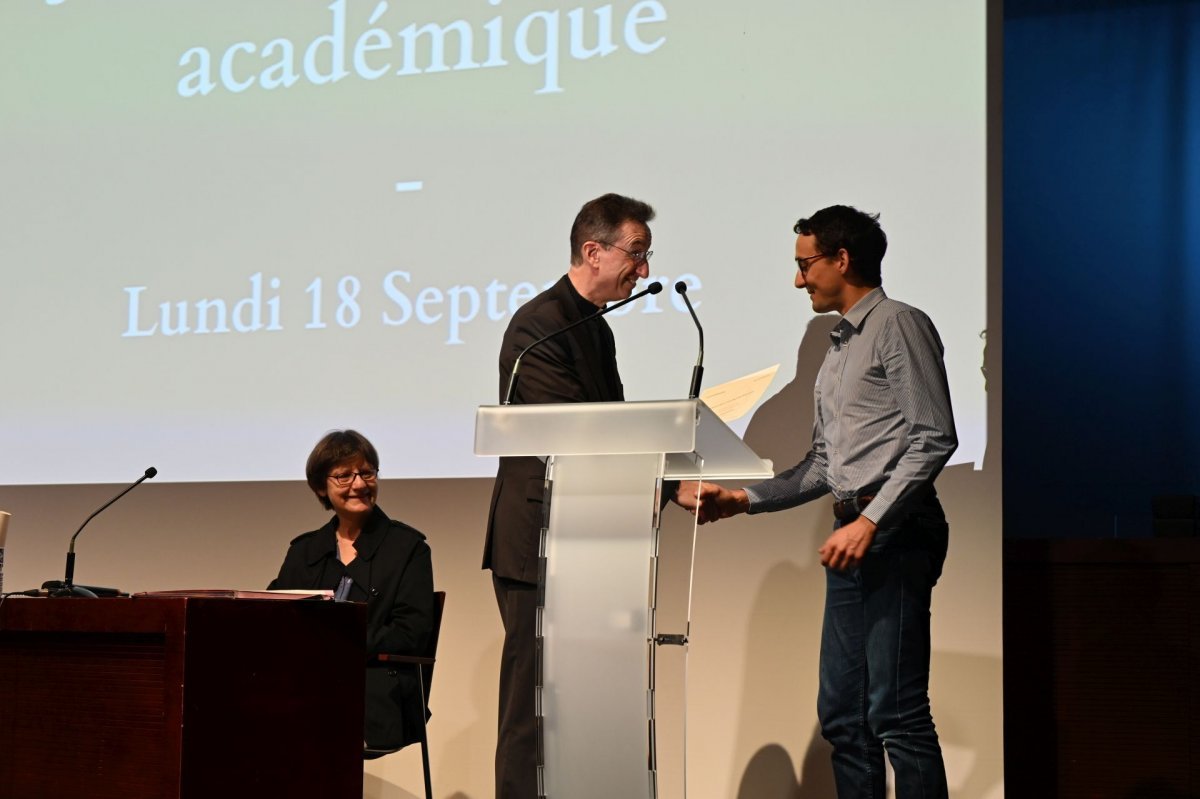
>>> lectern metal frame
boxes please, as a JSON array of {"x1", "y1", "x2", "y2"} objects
[{"x1": 476, "y1": 399, "x2": 772, "y2": 799}]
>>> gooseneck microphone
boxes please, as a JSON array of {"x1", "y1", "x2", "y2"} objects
[
  {"x1": 503, "y1": 281, "x2": 663, "y2": 405},
  {"x1": 675, "y1": 281, "x2": 704, "y2": 399},
  {"x1": 45, "y1": 466, "x2": 158, "y2": 597}
]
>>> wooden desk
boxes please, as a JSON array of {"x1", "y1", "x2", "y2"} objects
[{"x1": 0, "y1": 596, "x2": 366, "y2": 799}]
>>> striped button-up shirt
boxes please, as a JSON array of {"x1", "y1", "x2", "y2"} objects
[{"x1": 744, "y1": 287, "x2": 957, "y2": 528}]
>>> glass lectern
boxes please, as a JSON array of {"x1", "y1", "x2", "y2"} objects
[{"x1": 476, "y1": 399, "x2": 773, "y2": 799}]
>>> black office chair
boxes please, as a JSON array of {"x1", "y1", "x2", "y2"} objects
[{"x1": 365, "y1": 590, "x2": 446, "y2": 799}]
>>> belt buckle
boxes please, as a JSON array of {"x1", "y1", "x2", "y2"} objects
[
  {"x1": 834, "y1": 493, "x2": 871, "y2": 521},
  {"x1": 834, "y1": 496, "x2": 857, "y2": 521}
]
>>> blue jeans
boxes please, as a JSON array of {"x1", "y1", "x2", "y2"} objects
[{"x1": 817, "y1": 498, "x2": 950, "y2": 799}]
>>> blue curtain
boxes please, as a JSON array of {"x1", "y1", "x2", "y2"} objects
[{"x1": 1004, "y1": 0, "x2": 1200, "y2": 537}]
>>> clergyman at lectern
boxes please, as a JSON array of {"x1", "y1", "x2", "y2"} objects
[{"x1": 483, "y1": 192, "x2": 656, "y2": 798}]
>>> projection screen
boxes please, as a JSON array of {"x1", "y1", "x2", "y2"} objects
[{"x1": 1, "y1": 0, "x2": 986, "y2": 484}]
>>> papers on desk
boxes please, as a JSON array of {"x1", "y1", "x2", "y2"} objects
[
  {"x1": 699, "y1": 365, "x2": 779, "y2": 422},
  {"x1": 135, "y1": 589, "x2": 334, "y2": 600}
]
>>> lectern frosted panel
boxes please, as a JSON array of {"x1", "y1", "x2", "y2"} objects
[
  {"x1": 475, "y1": 400, "x2": 697, "y2": 457},
  {"x1": 540, "y1": 453, "x2": 661, "y2": 799}
]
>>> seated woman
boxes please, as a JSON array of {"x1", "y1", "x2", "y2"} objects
[{"x1": 270, "y1": 429, "x2": 435, "y2": 752}]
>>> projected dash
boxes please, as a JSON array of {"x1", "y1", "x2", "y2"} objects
[{"x1": 395, "y1": 181, "x2": 424, "y2": 192}]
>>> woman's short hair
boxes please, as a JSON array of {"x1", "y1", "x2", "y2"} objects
[{"x1": 305, "y1": 429, "x2": 380, "y2": 510}]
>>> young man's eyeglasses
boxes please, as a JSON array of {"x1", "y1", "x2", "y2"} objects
[{"x1": 795, "y1": 252, "x2": 830, "y2": 277}]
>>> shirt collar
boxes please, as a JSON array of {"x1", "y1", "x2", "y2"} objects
[{"x1": 831, "y1": 286, "x2": 887, "y2": 344}]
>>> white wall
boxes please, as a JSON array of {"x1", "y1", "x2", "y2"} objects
[{"x1": 0, "y1": 363, "x2": 1002, "y2": 799}]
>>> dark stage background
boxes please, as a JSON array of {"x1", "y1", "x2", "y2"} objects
[
  {"x1": 1004, "y1": 0, "x2": 1200, "y2": 540},
  {"x1": 1004, "y1": 5, "x2": 1200, "y2": 796}
]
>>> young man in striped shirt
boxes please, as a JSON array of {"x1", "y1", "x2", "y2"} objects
[{"x1": 678, "y1": 205, "x2": 957, "y2": 799}]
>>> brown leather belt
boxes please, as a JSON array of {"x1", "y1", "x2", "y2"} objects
[{"x1": 832, "y1": 494, "x2": 876, "y2": 521}]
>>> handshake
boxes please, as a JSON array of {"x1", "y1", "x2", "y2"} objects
[
  {"x1": 673, "y1": 481, "x2": 750, "y2": 525},
  {"x1": 673, "y1": 480, "x2": 879, "y2": 571}
]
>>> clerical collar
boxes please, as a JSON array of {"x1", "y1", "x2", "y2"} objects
[{"x1": 565, "y1": 275, "x2": 602, "y2": 316}]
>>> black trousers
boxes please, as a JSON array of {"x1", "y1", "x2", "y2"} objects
[{"x1": 493, "y1": 574, "x2": 539, "y2": 799}]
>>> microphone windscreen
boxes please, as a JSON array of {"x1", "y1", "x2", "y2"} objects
[
  {"x1": 674, "y1": 281, "x2": 688, "y2": 294},
  {"x1": 144, "y1": 467, "x2": 158, "y2": 479},
  {"x1": 647, "y1": 281, "x2": 663, "y2": 295}
]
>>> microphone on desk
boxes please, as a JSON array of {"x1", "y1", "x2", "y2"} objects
[
  {"x1": 503, "y1": 281, "x2": 663, "y2": 405},
  {"x1": 43, "y1": 466, "x2": 158, "y2": 598},
  {"x1": 675, "y1": 281, "x2": 704, "y2": 399}
]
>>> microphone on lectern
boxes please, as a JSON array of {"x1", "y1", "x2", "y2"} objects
[
  {"x1": 503, "y1": 281, "x2": 663, "y2": 405},
  {"x1": 675, "y1": 281, "x2": 704, "y2": 399}
]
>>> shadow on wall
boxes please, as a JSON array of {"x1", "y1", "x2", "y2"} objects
[
  {"x1": 735, "y1": 732, "x2": 837, "y2": 799},
  {"x1": 723, "y1": 552, "x2": 829, "y2": 797},
  {"x1": 727, "y1": 316, "x2": 840, "y2": 797},
  {"x1": 741, "y1": 315, "x2": 840, "y2": 473},
  {"x1": 723, "y1": 314, "x2": 1002, "y2": 798},
  {"x1": 732, "y1": 649, "x2": 1005, "y2": 799}
]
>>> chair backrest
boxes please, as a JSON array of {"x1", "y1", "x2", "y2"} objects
[{"x1": 420, "y1": 591, "x2": 446, "y2": 703}]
